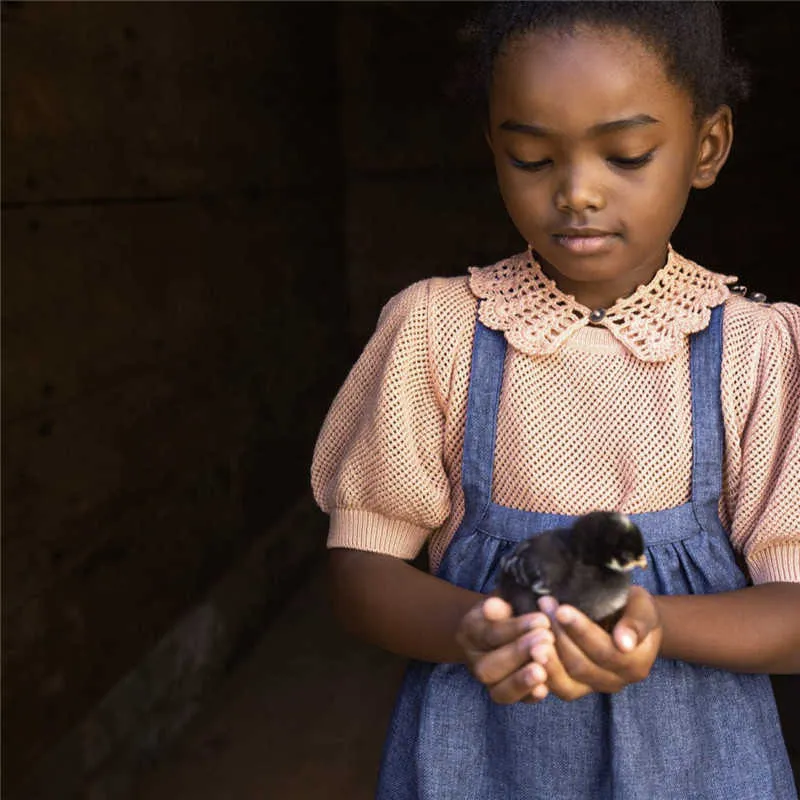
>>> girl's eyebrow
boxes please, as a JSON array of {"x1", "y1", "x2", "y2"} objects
[{"x1": 498, "y1": 114, "x2": 661, "y2": 137}]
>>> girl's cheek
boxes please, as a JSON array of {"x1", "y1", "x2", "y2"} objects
[{"x1": 499, "y1": 175, "x2": 544, "y2": 206}]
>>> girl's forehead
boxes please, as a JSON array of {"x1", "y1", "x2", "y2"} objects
[{"x1": 491, "y1": 26, "x2": 688, "y2": 125}]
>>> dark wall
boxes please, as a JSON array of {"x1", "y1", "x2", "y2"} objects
[
  {"x1": 339, "y1": 2, "x2": 518, "y2": 349},
  {"x1": 2, "y1": 1, "x2": 798, "y2": 795},
  {"x1": 2, "y1": 1, "x2": 346, "y2": 793},
  {"x1": 674, "y1": 2, "x2": 800, "y2": 305}
]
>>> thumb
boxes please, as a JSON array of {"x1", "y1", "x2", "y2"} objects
[
  {"x1": 483, "y1": 595, "x2": 514, "y2": 621},
  {"x1": 613, "y1": 586, "x2": 658, "y2": 652}
]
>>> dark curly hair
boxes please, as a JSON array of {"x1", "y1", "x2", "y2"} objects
[{"x1": 470, "y1": 1, "x2": 750, "y2": 118}]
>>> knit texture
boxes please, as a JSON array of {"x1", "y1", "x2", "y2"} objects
[
  {"x1": 311, "y1": 251, "x2": 800, "y2": 582},
  {"x1": 470, "y1": 246, "x2": 737, "y2": 361}
]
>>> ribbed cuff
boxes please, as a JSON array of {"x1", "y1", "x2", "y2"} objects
[
  {"x1": 747, "y1": 542, "x2": 800, "y2": 584},
  {"x1": 327, "y1": 508, "x2": 429, "y2": 560}
]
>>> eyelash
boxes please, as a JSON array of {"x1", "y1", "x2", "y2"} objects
[
  {"x1": 509, "y1": 151, "x2": 656, "y2": 172},
  {"x1": 610, "y1": 151, "x2": 656, "y2": 169}
]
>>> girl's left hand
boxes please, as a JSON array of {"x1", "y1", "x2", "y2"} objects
[{"x1": 535, "y1": 586, "x2": 663, "y2": 701}]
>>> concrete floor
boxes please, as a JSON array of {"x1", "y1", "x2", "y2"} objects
[{"x1": 134, "y1": 561, "x2": 406, "y2": 800}]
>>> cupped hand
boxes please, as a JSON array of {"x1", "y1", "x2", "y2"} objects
[
  {"x1": 456, "y1": 595, "x2": 554, "y2": 705},
  {"x1": 537, "y1": 586, "x2": 663, "y2": 702}
]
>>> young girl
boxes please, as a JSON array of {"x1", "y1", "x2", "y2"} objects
[{"x1": 311, "y1": 2, "x2": 800, "y2": 797}]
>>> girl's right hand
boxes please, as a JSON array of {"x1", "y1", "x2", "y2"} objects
[{"x1": 455, "y1": 596, "x2": 554, "y2": 705}]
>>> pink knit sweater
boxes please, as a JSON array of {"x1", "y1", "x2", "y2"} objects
[{"x1": 311, "y1": 249, "x2": 800, "y2": 584}]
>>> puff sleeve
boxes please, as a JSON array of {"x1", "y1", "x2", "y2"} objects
[
  {"x1": 722, "y1": 300, "x2": 800, "y2": 584},
  {"x1": 310, "y1": 279, "x2": 451, "y2": 560}
]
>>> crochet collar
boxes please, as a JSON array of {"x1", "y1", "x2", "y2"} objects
[{"x1": 468, "y1": 246, "x2": 737, "y2": 362}]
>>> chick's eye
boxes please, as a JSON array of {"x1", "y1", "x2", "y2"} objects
[
  {"x1": 509, "y1": 156, "x2": 552, "y2": 172},
  {"x1": 609, "y1": 151, "x2": 655, "y2": 170}
]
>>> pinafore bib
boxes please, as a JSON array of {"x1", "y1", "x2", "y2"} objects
[{"x1": 376, "y1": 305, "x2": 797, "y2": 800}]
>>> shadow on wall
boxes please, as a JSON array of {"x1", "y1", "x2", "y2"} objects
[
  {"x1": 2, "y1": 1, "x2": 345, "y2": 795},
  {"x1": 1, "y1": 0, "x2": 799, "y2": 797}
]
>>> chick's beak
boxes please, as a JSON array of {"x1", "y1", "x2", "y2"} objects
[{"x1": 633, "y1": 555, "x2": 648, "y2": 569}]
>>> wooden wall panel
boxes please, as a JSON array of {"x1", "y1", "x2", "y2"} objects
[
  {"x1": 2, "y1": 1, "x2": 323, "y2": 201},
  {"x1": 2, "y1": 2, "x2": 346, "y2": 792}
]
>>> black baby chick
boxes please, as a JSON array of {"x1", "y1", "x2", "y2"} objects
[{"x1": 496, "y1": 511, "x2": 647, "y2": 632}]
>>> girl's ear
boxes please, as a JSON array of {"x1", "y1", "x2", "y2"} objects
[{"x1": 692, "y1": 105, "x2": 733, "y2": 189}]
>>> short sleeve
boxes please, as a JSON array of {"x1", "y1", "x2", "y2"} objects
[
  {"x1": 310, "y1": 279, "x2": 451, "y2": 560},
  {"x1": 721, "y1": 300, "x2": 800, "y2": 584}
]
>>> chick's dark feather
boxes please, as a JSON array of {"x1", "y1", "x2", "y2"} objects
[{"x1": 496, "y1": 511, "x2": 647, "y2": 631}]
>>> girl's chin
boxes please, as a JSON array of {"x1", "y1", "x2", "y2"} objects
[{"x1": 536, "y1": 251, "x2": 629, "y2": 283}]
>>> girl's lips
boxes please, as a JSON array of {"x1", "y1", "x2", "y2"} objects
[{"x1": 552, "y1": 233, "x2": 619, "y2": 255}]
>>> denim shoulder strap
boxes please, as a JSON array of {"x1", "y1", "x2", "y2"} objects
[
  {"x1": 461, "y1": 318, "x2": 506, "y2": 527},
  {"x1": 689, "y1": 303, "x2": 726, "y2": 527}
]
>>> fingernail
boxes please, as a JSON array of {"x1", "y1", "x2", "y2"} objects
[
  {"x1": 524, "y1": 669, "x2": 535, "y2": 687},
  {"x1": 531, "y1": 645, "x2": 550, "y2": 665},
  {"x1": 532, "y1": 684, "x2": 548, "y2": 700},
  {"x1": 619, "y1": 632, "x2": 635, "y2": 651},
  {"x1": 526, "y1": 614, "x2": 549, "y2": 630},
  {"x1": 529, "y1": 663, "x2": 547, "y2": 684},
  {"x1": 538, "y1": 597, "x2": 557, "y2": 615},
  {"x1": 556, "y1": 607, "x2": 575, "y2": 625},
  {"x1": 519, "y1": 631, "x2": 545, "y2": 654}
]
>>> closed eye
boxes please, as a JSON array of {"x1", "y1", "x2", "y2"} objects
[
  {"x1": 608, "y1": 151, "x2": 655, "y2": 169},
  {"x1": 509, "y1": 156, "x2": 551, "y2": 172},
  {"x1": 510, "y1": 150, "x2": 656, "y2": 172}
]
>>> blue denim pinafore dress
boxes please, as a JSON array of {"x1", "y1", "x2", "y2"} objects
[{"x1": 377, "y1": 305, "x2": 797, "y2": 800}]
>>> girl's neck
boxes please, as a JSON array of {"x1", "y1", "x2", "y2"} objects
[{"x1": 537, "y1": 249, "x2": 669, "y2": 311}]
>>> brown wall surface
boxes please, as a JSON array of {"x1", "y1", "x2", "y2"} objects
[
  {"x1": 3, "y1": 1, "x2": 798, "y2": 795},
  {"x1": 2, "y1": 1, "x2": 346, "y2": 793},
  {"x1": 337, "y1": 2, "x2": 519, "y2": 349},
  {"x1": 671, "y1": 2, "x2": 800, "y2": 305}
]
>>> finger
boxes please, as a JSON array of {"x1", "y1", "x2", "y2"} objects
[
  {"x1": 472, "y1": 628, "x2": 555, "y2": 686},
  {"x1": 484, "y1": 595, "x2": 551, "y2": 638},
  {"x1": 537, "y1": 596, "x2": 619, "y2": 692},
  {"x1": 521, "y1": 683, "x2": 550, "y2": 703},
  {"x1": 613, "y1": 586, "x2": 659, "y2": 653},
  {"x1": 483, "y1": 595, "x2": 514, "y2": 621},
  {"x1": 553, "y1": 605, "x2": 623, "y2": 671},
  {"x1": 539, "y1": 637, "x2": 591, "y2": 702},
  {"x1": 487, "y1": 660, "x2": 549, "y2": 705},
  {"x1": 470, "y1": 600, "x2": 550, "y2": 653},
  {"x1": 459, "y1": 600, "x2": 535, "y2": 657},
  {"x1": 538, "y1": 595, "x2": 558, "y2": 616},
  {"x1": 550, "y1": 621, "x2": 623, "y2": 694}
]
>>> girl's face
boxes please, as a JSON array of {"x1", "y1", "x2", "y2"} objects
[{"x1": 486, "y1": 25, "x2": 732, "y2": 308}]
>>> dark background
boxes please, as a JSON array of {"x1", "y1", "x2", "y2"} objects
[{"x1": 2, "y1": 2, "x2": 798, "y2": 798}]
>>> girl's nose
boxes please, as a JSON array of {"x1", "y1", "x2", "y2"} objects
[{"x1": 554, "y1": 164, "x2": 605, "y2": 214}]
